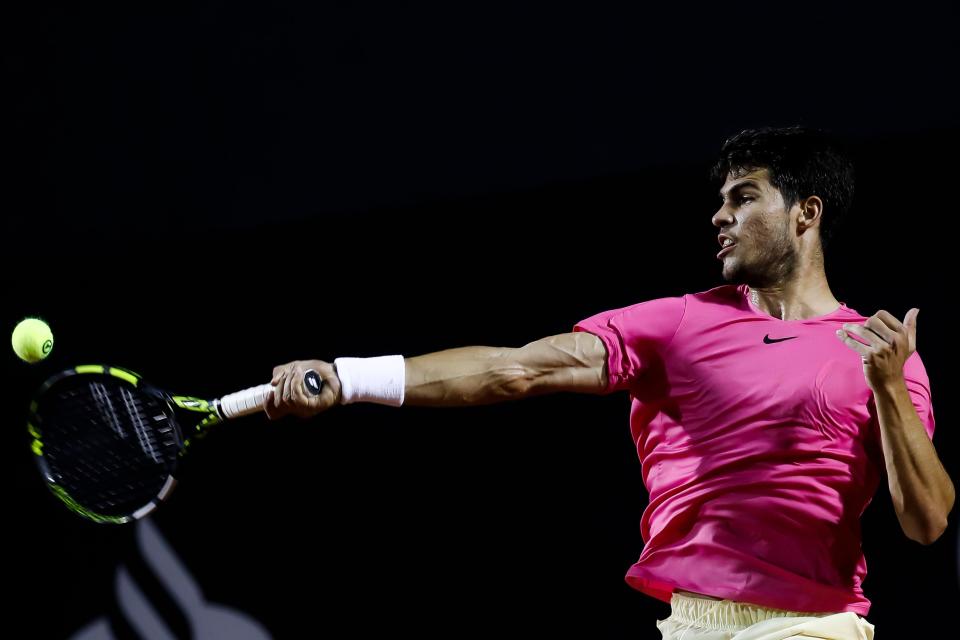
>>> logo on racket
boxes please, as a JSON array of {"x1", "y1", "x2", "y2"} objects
[{"x1": 304, "y1": 370, "x2": 322, "y2": 396}]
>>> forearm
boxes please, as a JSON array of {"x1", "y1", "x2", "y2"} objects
[
  {"x1": 264, "y1": 333, "x2": 607, "y2": 418},
  {"x1": 404, "y1": 333, "x2": 607, "y2": 407},
  {"x1": 404, "y1": 346, "x2": 527, "y2": 406},
  {"x1": 874, "y1": 379, "x2": 955, "y2": 544}
]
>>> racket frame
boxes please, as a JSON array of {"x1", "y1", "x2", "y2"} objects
[{"x1": 29, "y1": 365, "x2": 230, "y2": 524}]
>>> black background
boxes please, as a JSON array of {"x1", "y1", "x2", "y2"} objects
[{"x1": 4, "y1": 2, "x2": 958, "y2": 638}]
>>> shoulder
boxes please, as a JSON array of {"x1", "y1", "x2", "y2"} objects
[
  {"x1": 580, "y1": 293, "x2": 685, "y2": 321},
  {"x1": 677, "y1": 283, "x2": 753, "y2": 316},
  {"x1": 594, "y1": 285, "x2": 745, "y2": 322},
  {"x1": 904, "y1": 350, "x2": 932, "y2": 385},
  {"x1": 574, "y1": 293, "x2": 688, "y2": 341},
  {"x1": 578, "y1": 284, "x2": 761, "y2": 331},
  {"x1": 689, "y1": 283, "x2": 743, "y2": 305}
]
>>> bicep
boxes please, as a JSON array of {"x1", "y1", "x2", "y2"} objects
[{"x1": 516, "y1": 332, "x2": 608, "y2": 395}]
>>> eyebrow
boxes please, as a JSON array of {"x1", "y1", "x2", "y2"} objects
[{"x1": 719, "y1": 180, "x2": 762, "y2": 200}]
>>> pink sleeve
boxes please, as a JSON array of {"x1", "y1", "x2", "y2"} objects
[
  {"x1": 573, "y1": 296, "x2": 686, "y2": 392},
  {"x1": 903, "y1": 351, "x2": 936, "y2": 439}
]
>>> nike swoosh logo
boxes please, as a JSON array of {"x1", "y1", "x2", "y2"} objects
[{"x1": 763, "y1": 335, "x2": 798, "y2": 344}]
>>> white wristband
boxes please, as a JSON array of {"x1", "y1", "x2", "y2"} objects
[{"x1": 334, "y1": 355, "x2": 406, "y2": 407}]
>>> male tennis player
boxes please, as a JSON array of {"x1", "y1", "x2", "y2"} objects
[{"x1": 266, "y1": 127, "x2": 954, "y2": 639}]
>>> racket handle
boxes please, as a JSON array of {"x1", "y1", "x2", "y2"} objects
[
  {"x1": 218, "y1": 384, "x2": 274, "y2": 419},
  {"x1": 303, "y1": 369, "x2": 323, "y2": 396},
  {"x1": 218, "y1": 371, "x2": 323, "y2": 419}
]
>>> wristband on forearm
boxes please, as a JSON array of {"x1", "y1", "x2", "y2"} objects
[{"x1": 333, "y1": 355, "x2": 405, "y2": 406}]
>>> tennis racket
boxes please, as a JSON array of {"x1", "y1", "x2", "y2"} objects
[{"x1": 27, "y1": 364, "x2": 323, "y2": 524}]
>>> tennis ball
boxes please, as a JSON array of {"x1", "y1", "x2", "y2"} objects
[{"x1": 12, "y1": 318, "x2": 54, "y2": 363}]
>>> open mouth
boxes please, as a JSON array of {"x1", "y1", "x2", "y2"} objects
[{"x1": 717, "y1": 243, "x2": 737, "y2": 259}]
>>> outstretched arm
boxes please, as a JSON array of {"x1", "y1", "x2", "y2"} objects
[
  {"x1": 265, "y1": 332, "x2": 608, "y2": 419},
  {"x1": 404, "y1": 332, "x2": 608, "y2": 406}
]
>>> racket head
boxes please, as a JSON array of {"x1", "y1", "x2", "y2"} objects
[{"x1": 28, "y1": 365, "x2": 190, "y2": 524}]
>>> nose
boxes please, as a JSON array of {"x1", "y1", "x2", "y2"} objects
[{"x1": 712, "y1": 203, "x2": 733, "y2": 229}]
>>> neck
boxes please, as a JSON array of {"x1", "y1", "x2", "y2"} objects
[{"x1": 747, "y1": 263, "x2": 839, "y2": 321}]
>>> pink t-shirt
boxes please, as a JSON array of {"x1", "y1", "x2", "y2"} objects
[{"x1": 574, "y1": 284, "x2": 935, "y2": 615}]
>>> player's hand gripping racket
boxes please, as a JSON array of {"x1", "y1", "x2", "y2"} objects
[{"x1": 27, "y1": 365, "x2": 324, "y2": 524}]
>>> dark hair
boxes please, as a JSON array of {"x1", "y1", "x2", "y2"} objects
[{"x1": 710, "y1": 126, "x2": 854, "y2": 252}]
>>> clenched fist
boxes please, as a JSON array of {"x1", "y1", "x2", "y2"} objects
[{"x1": 264, "y1": 359, "x2": 342, "y2": 419}]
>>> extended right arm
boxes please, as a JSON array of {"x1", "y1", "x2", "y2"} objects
[
  {"x1": 404, "y1": 332, "x2": 608, "y2": 406},
  {"x1": 264, "y1": 332, "x2": 609, "y2": 418}
]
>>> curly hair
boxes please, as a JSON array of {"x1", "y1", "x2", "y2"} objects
[{"x1": 710, "y1": 126, "x2": 855, "y2": 252}]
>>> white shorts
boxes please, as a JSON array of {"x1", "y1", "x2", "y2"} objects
[{"x1": 656, "y1": 592, "x2": 875, "y2": 640}]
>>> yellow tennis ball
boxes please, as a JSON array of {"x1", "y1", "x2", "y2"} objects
[{"x1": 11, "y1": 318, "x2": 54, "y2": 363}]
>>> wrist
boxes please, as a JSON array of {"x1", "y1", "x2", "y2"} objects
[
  {"x1": 333, "y1": 355, "x2": 405, "y2": 406},
  {"x1": 874, "y1": 376, "x2": 909, "y2": 401}
]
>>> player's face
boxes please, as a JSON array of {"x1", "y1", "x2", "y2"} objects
[{"x1": 712, "y1": 168, "x2": 798, "y2": 288}]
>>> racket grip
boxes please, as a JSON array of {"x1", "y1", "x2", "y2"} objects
[{"x1": 219, "y1": 384, "x2": 274, "y2": 419}]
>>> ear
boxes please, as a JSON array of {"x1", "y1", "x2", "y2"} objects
[{"x1": 797, "y1": 196, "x2": 823, "y2": 231}]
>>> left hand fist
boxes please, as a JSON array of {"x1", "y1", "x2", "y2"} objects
[{"x1": 836, "y1": 308, "x2": 919, "y2": 392}]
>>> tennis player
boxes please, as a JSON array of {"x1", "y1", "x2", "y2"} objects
[{"x1": 266, "y1": 127, "x2": 954, "y2": 639}]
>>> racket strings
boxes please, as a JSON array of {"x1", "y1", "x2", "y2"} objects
[{"x1": 36, "y1": 376, "x2": 181, "y2": 517}]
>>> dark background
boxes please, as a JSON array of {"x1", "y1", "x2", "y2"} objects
[{"x1": 4, "y1": 2, "x2": 958, "y2": 638}]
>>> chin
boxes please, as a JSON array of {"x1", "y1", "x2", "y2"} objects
[
  {"x1": 722, "y1": 261, "x2": 761, "y2": 287},
  {"x1": 720, "y1": 260, "x2": 741, "y2": 283}
]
